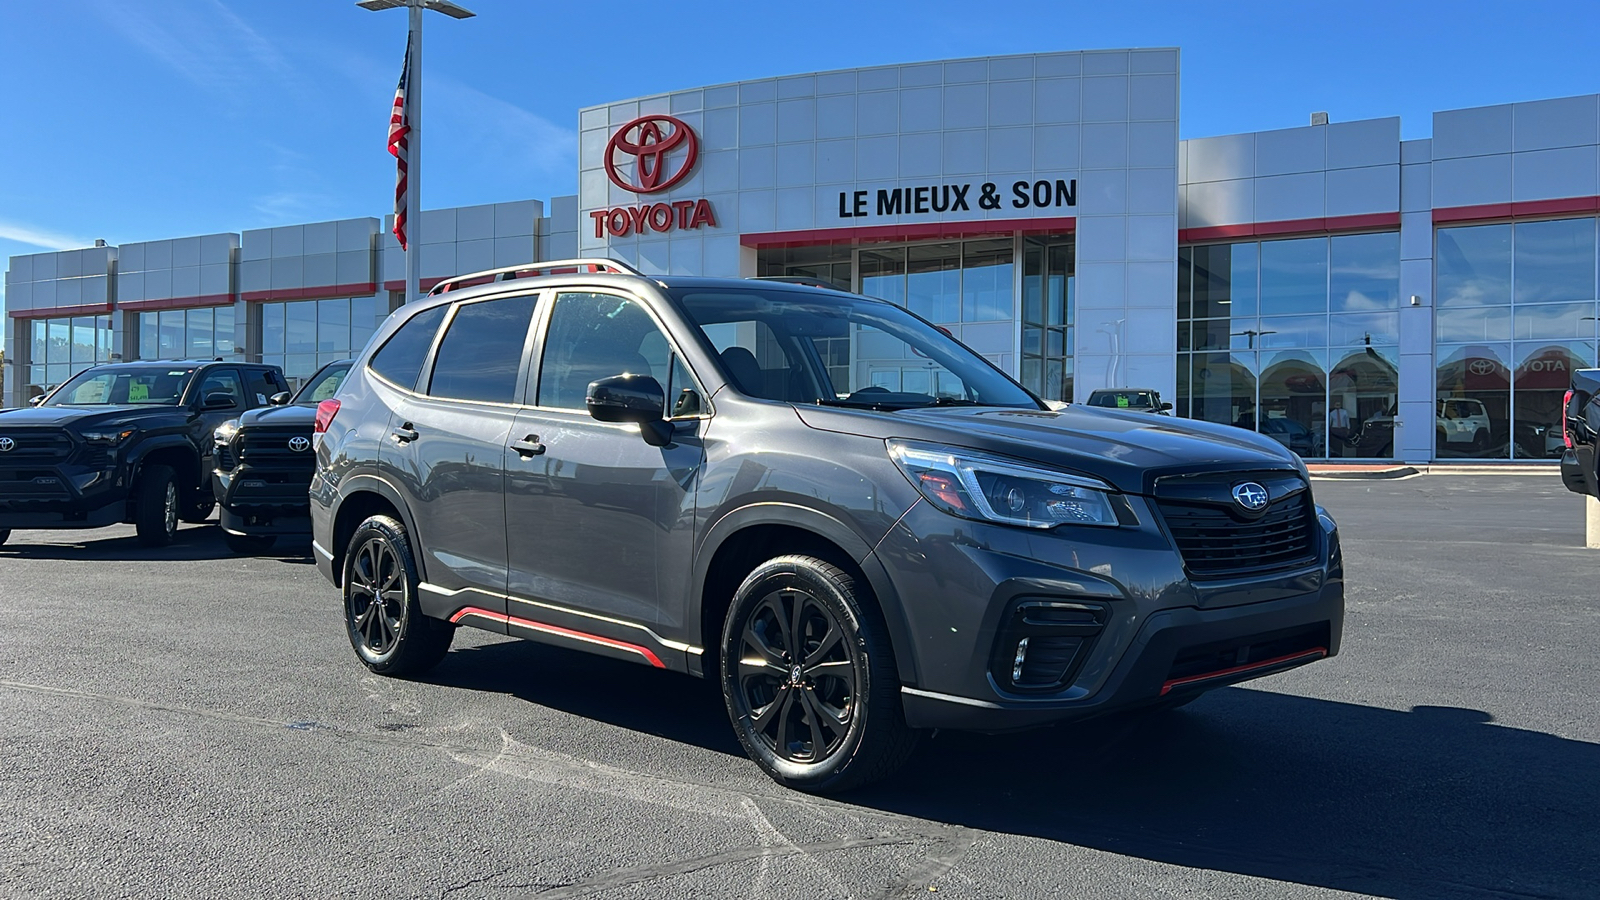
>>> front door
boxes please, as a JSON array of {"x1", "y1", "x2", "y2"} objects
[
  {"x1": 383, "y1": 292, "x2": 539, "y2": 614},
  {"x1": 506, "y1": 290, "x2": 706, "y2": 636}
]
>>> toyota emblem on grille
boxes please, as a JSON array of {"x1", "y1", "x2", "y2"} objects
[
  {"x1": 0, "y1": 437, "x2": 14, "y2": 452},
  {"x1": 287, "y1": 436, "x2": 311, "y2": 452},
  {"x1": 1232, "y1": 482, "x2": 1269, "y2": 511}
]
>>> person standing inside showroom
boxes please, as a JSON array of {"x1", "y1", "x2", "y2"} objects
[{"x1": 1329, "y1": 398, "x2": 1352, "y2": 457}]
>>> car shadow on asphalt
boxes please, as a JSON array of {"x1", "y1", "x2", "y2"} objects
[
  {"x1": 0, "y1": 525, "x2": 315, "y2": 564},
  {"x1": 430, "y1": 639, "x2": 1598, "y2": 899}
]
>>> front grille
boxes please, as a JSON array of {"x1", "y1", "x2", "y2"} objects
[
  {"x1": 237, "y1": 428, "x2": 315, "y2": 473},
  {"x1": 1157, "y1": 490, "x2": 1317, "y2": 578},
  {"x1": 0, "y1": 430, "x2": 73, "y2": 464},
  {"x1": 1166, "y1": 623, "x2": 1330, "y2": 685}
]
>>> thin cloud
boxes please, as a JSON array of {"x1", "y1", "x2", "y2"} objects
[
  {"x1": 0, "y1": 220, "x2": 90, "y2": 251},
  {"x1": 429, "y1": 75, "x2": 577, "y2": 179},
  {"x1": 93, "y1": 0, "x2": 295, "y2": 101}
]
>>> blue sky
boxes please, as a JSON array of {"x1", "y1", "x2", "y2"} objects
[{"x1": 2, "y1": 0, "x2": 1597, "y2": 312}]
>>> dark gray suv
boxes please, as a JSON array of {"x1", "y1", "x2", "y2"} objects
[{"x1": 310, "y1": 259, "x2": 1344, "y2": 793}]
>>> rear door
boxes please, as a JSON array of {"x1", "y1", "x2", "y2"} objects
[{"x1": 382, "y1": 292, "x2": 540, "y2": 617}]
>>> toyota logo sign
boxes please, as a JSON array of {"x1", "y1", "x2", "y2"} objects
[
  {"x1": 287, "y1": 436, "x2": 311, "y2": 453},
  {"x1": 1468, "y1": 359, "x2": 1498, "y2": 376},
  {"x1": 0, "y1": 437, "x2": 14, "y2": 453},
  {"x1": 604, "y1": 115, "x2": 699, "y2": 194}
]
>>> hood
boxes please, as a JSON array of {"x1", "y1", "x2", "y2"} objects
[
  {"x1": 0, "y1": 404, "x2": 182, "y2": 431},
  {"x1": 794, "y1": 404, "x2": 1303, "y2": 494},
  {"x1": 237, "y1": 403, "x2": 317, "y2": 428}
]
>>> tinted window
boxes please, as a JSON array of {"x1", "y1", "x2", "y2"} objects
[
  {"x1": 296, "y1": 363, "x2": 352, "y2": 404},
  {"x1": 538, "y1": 293, "x2": 669, "y2": 410},
  {"x1": 368, "y1": 305, "x2": 446, "y2": 389},
  {"x1": 428, "y1": 295, "x2": 537, "y2": 403},
  {"x1": 196, "y1": 369, "x2": 246, "y2": 409},
  {"x1": 245, "y1": 369, "x2": 282, "y2": 406}
]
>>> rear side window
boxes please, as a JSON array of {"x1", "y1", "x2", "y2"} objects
[
  {"x1": 427, "y1": 294, "x2": 538, "y2": 403},
  {"x1": 368, "y1": 305, "x2": 447, "y2": 390},
  {"x1": 244, "y1": 369, "x2": 281, "y2": 406}
]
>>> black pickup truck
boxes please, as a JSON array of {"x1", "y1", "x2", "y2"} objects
[
  {"x1": 1561, "y1": 368, "x2": 1600, "y2": 496},
  {"x1": 213, "y1": 360, "x2": 351, "y2": 553},
  {"x1": 0, "y1": 361, "x2": 288, "y2": 547}
]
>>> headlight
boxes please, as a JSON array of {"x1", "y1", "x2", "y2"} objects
[
  {"x1": 213, "y1": 419, "x2": 241, "y2": 446},
  {"x1": 81, "y1": 427, "x2": 137, "y2": 446},
  {"x1": 888, "y1": 440, "x2": 1120, "y2": 528}
]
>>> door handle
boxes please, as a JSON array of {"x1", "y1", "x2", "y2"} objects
[
  {"x1": 511, "y1": 435, "x2": 546, "y2": 457},
  {"x1": 392, "y1": 424, "x2": 419, "y2": 444}
]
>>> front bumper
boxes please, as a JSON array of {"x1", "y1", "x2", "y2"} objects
[
  {"x1": 876, "y1": 492, "x2": 1344, "y2": 732},
  {"x1": 213, "y1": 468, "x2": 312, "y2": 536},
  {"x1": 0, "y1": 461, "x2": 129, "y2": 529}
]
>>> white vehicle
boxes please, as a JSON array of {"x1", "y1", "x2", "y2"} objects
[{"x1": 1437, "y1": 397, "x2": 1492, "y2": 447}]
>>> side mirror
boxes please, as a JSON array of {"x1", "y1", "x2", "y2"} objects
[
  {"x1": 269, "y1": 391, "x2": 292, "y2": 406},
  {"x1": 1159, "y1": 401, "x2": 1174, "y2": 411},
  {"x1": 29, "y1": 394, "x2": 46, "y2": 407},
  {"x1": 202, "y1": 391, "x2": 237, "y2": 411},
  {"x1": 587, "y1": 374, "x2": 671, "y2": 447}
]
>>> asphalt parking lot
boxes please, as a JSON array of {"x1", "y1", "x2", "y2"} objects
[{"x1": 1, "y1": 473, "x2": 1597, "y2": 899}]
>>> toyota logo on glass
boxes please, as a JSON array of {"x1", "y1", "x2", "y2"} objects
[{"x1": 590, "y1": 115, "x2": 717, "y2": 239}]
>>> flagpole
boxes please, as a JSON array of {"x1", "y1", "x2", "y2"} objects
[{"x1": 405, "y1": 0, "x2": 422, "y2": 307}]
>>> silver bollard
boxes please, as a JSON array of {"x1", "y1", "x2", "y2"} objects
[{"x1": 1588, "y1": 496, "x2": 1600, "y2": 550}]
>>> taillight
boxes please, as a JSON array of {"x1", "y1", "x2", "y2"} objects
[
  {"x1": 314, "y1": 399, "x2": 341, "y2": 434},
  {"x1": 1563, "y1": 389, "x2": 1574, "y2": 449}
]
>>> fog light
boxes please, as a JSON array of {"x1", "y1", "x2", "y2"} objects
[{"x1": 1011, "y1": 637, "x2": 1029, "y2": 681}]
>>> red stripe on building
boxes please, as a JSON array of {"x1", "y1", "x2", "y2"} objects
[
  {"x1": 1179, "y1": 212, "x2": 1401, "y2": 245},
  {"x1": 739, "y1": 216, "x2": 1078, "y2": 249},
  {"x1": 381, "y1": 277, "x2": 446, "y2": 293},
  {"x1": 6, "y1": 301, "x2": 115, "y2": 319},
  {"x1": 1432, "y1": 195, "x2": 1600, "y2": 225},
  {"x1": 118, "y1": 293, "x2": 235, "y2": 312},
  {"x1": 240, "y1": 282, "x2": 378, "y2": 303}
]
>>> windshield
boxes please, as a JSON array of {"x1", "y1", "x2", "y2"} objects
[
  {"x1": 672, "y1": 287, "x2": 1040, "y2": 411},
  {"x1": 294, "y1": 362, "x2": 352, "y2": 405},
  {"x1": 42, "y1": 366, "x2": 197, "y2": 407},
  {"x1": 1088, "y1": 391, "x2": 1155, "y2": 409}
]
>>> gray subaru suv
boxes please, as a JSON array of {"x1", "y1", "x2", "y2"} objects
[{"x1": 310, "y1": 259, "x2": 1344, "y2": 793}]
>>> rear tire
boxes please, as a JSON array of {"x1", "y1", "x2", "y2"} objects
[
  {"x1": 133, "y1": 464, "x2": 180, "y2": 547},
  {"x1": 342, "y1": 515, "x2": 452, "y2": 676},
  {"x1": 720, "y1": 555, "x2": 920, "y2": 794},
  {"x1": 224, "y1": 531, "x2": 276, "y2": 555}
]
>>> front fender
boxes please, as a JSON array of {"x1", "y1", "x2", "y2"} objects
[
  {"x1": 325, "y1": 469, "x2": 427, "y2": 584},
  {"x1": 689, "y1": 500, "x2": 922, "y2": 687}
]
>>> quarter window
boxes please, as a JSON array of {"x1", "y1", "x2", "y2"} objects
[
  {"x1": 368, "y1": 305, "x2": 447, "y2": 390},
  {"x1": 426, "y1": 294, "x2": 538, "y2": 404}
]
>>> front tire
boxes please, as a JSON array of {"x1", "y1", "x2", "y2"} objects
[
  {"x1": 342, "y1": 515, "x2": 452, "y2": 676},
  {"x1": 133, "y1": 464, "x2": 180, "y2": 547},
  {"x1": 720, "y1": 555, "x2": 919, "y2": 794},
  {"x1": 224, "y1": 531, "x2": 276, "y2": 555}
]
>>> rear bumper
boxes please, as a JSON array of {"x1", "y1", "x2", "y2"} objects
[{"x1": 900, "y1": 582, "x2": 1344, "y2": 731}]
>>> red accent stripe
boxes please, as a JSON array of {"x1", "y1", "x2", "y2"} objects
[
  {"x1": 448, "y1": 606, "x2": 665, "y2": 668},
  {"x1": 1179, "y1": 212, "x2": 1400, "y2": 245},
  {"x1": 1159, "y1": 647, "x2": 1328, "y2": 696},
  {"x1": 1432, "y1": 195, "x2": 1600, "y2": 225},
  {"x1": 381, "y1": 277, "x2": 446, "y2": 293},
  {"x1": 7, "y1": 301, "x2": 114, "y2": 319},
  {"x1": 739, "y1": 216, "x2": 1077, "y2": 249},
  {"x1": 240, "y1": 282, "x2": 378, "y2": 303},
  {"x1": 119, "y1": 293, "x2": 235, "y2": 312}
]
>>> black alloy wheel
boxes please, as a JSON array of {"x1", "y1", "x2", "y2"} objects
[
  {"x1": 341, "y1": 515, "x2": 452, "y2": 676},
  {"x1": 721, "y1": 555, "x2": 919, "y2": 793}
]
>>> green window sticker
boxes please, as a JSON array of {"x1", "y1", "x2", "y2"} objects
[
  {"x1": 1116, "y1": 395, "x2": 1130, "y2": 408},
  {"x1": 128, "y1": 382, "x2": 149, "y2": 401}
]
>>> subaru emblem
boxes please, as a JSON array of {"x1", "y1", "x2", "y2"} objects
[
  {"x1": 1231, "y1": 482, "x2": 1270, "y2": 511},
  {"x1": 288, "y1": 436, "x2": 311, "y2": 452},
  {"x1": 0, "y1": 436, "x2": 13, "y2": 452}
]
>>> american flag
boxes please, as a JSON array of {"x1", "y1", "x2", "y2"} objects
[{"x1": 387, "y1": 35, "x2": 412, "y2": 250}]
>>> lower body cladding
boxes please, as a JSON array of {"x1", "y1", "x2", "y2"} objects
[{"x1": 875, "y1": 499, "x2": 1344, "y2": 732}]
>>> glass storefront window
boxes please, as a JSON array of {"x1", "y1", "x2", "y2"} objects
[
  {"x1": 1435, "y1": 343, "x2": 1510, "y2": 459},
  {"x1": 1513, "y1": 218, "x2": 1597, "y2": 305},
  {"x1": 250, "y1": 297, "x2": 377, "y2": 390},
  {"x1": 1178, "y1": 231, "x2": 1400, "y2": 458},
  {"x1": 960, "y1": 239, "x2": 1013, "y2": 322},
  {"x1": 1513, "y1": 341, "x2": 1595, "y2": 459},
  {"x1": 1259, "y1": 238, "x2": 1328, "y2": 316},
  {"x1": 860, "y1": 248, "x2": 906, "y2": 305},
  {"x1": 906, "y1": 242, "x2": 961, "y2": 323},
  {"x1": 20, "y1": 314, "x2": 114, "y2": 400},
  {"x1": 1437, "y1": 224, "x2": 1511, "y2": 306},
  {"x1": 1437, "y1": 306, "x2": 1512, "y2": 343}
]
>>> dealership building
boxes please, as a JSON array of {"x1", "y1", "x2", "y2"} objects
[{"x1": 7, "y1": 48, "x2": 1600, "y2": 463}]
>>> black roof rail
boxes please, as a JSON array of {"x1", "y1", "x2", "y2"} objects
[{"x1": 427, "y1": 258, "x2": 644, "y2": 297}]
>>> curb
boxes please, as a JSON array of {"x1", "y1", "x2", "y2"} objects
[{"x1": 1308, "y1": 466, "x2": 1419, "y2": 480}]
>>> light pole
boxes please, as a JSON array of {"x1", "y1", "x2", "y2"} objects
[{"x1": 356, "y1": 0, "x2": 475, "y2": 306}]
